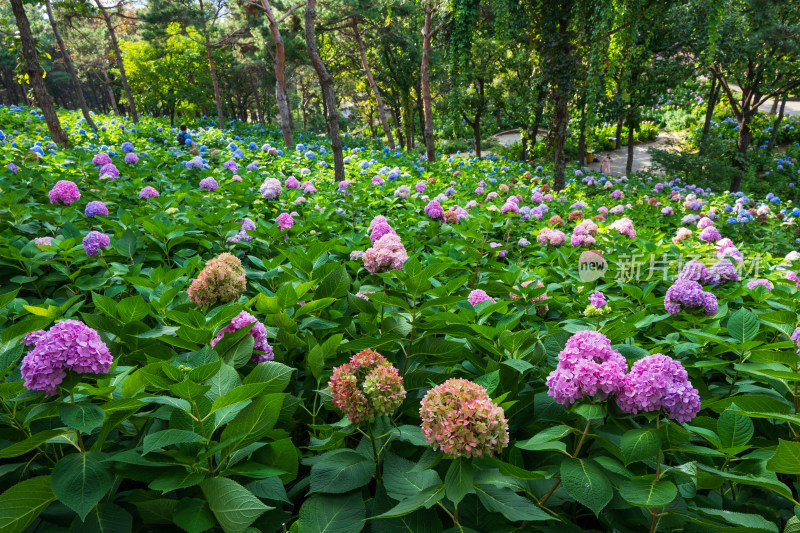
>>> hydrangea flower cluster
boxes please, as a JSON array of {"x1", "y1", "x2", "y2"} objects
[
  {"x1": 468, "y1": 289, "x2": 495, "y2": 306},
  {"x1": 546, "y1": 331, "x2": 628, "y2": 406},
  {"x1": 362, "y1": 233, "x2": 408, "y2": 273},
  {"x1": 716, "y1": 238, "x2": 743, "y2": 264},
  {"x1": 187, "y1": 253, "x2": 247, "y2": 307},
  {"x1": 124, "y1": 153, "x2": 139, "y2": 164},
  {"x1": 48, "y1": 180, "x2": 80, "y2": 205},
  {"x1": 139, "y1": 186, "x2": 159, "y2": 199},
  {"x1": 84, "y1": 201, "x2": 108, "y2": 218},
  {"x1": 20, "y1": 320, "x2": 113, "y2": 395},
  {"x1": 83, "y1": 231, "x2": 110, "y2": 256},
  {"x1": 608, "y1": 217, "x2": 636, "y2": 239},
  {"x1": 747, "y1": 278, "x2": 773, "y2": 291},
  {"x1": 328, "y1": 349, "x2": 406, "y2": 424},
  {"x1": 92, "y1": 152, "x2": 112, "y2": 165},
  {"x1": 664, "y1": 280, "x2": 718, "y2": 316},
  {"x1": 537, "y1": 228, "x2": 566, "y2": 247},
  {"x1": 585, "y1": 291, "x2": 611, "y2": 317},
  {"x1": 672, "y1": 227, "x2": 692, "y2": 245},
  {"x1": 276, "y1": 212, "x2": 294, "y2": 231},
  {"x1": 199, "y1": 177, "x2": 218, "y2": 191},
  {"x1": 211, "y1": 311, "x2": 273, "y2": 363},
  {"x1": 419, "y1": 378, "x2": 509, "y2": 458},
  {"x1": 424, "y1": 200, "x2": 444, "y2": 220},
  {"x1": 571, "y1": 220, "x2": 598, "y2": 247},
  {"x1": 617, "y1": 354, "x2": 701, "y2": 423},
  {"x1": 260, "y1": 178, "x2": 282, "y2": 199},
  {"x1": 699, "y1": 226, "x2": 722, "y2": 242},
  {"x1": 369, "y1": 216, "x2": 396, "y2": 244},
  {"x1": 99, "y1": 163, "x2": 119, "y2": 179}
]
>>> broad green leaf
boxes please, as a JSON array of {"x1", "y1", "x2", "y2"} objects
[
  {"x1": 444, "y1": 458, "x2": 474, "y2": 506},
  {"x1": 0, "y1": 429, "x2": 72, "y2": 458},
  {"x1": 383, "y1": 453, "x2": 442, "y2": 501},
  {"x1": 619, "y1": 479, "x2": 677, "y2": 508},
  {"x1": 0, "y1": 475, "x2": 55, "y2": 533},
  {"x1": 69, "y1": 502, "x2": 132, "y2": 533},
  {"x1": 766, "y1": 439, "x2": 800, "y2": 474},
  {"x1": 374, "y1": 484, "x2": 445, "y2": 518},
  {"x1": 173, "y1": 498, "x2": 216, "y2": 533},
  {"x1": 309, "y1": 449, "x2": 375, "y2": 493},
  {"x1": 560, "y1": 457, "x2": 613, "y2": 516},
  {"x1": 243, "y1": 361, "x2": 294, "y2": 391},
  {"x1": 208, "y1": 383, "x2": 266, "y2": 416},
  {"x1": 727, "y1": 308, "x2": 759, "y2": 343},
  {"x1": 717, "y1": 406, "x2": 754, "y2": 449},
  {"x1": 298, "y1": 492, "x2": 365, "y2": 533},
  {"x1": 58, "y1": 403, "x2": 105, "y2": 434},
  {"x1": 52, "y1": 452, "x2": 113, "y2": 521},
  {"x1": 516, "y1": 425, "x2": 572, "y2": 454},
  {"x1": 621, "y1": 428, "x2": 662, "y2": 465},
  {"x1": 142, "y1": 429, "x2": 206, "y2": 455},
  {"x1": 201, "y1": 477, "x2": 271, "y2": 533},
  {"x1": 474, "y1": 485, "x2": 551, "y2": 521},
  {"x1": 316, "y1": 265, "x2": 351, "y2": 299}
]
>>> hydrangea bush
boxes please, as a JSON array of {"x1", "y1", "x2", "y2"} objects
[{"x1": 0, "y1": 106, "x2": 799, "y2": 532}]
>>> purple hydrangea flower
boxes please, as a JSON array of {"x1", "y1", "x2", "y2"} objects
[
  {"x1": 468, "y1": 289, "x2": 495, "y2": 306},
  {"x1": 199, "y1": 177, "x2": 218, "y2": 191},
  {"x1": 121, "y1": 141, "x2": 135, "y2": 153},
  {"x1": 424, "y1": 200, "x2": 444, "y2": 220},
  {"x1": 211, "y1": 311, "x2": 273, "y2": 363},
  {"x1": 139, "y1": 186, "x2": 159, "y2": 199},
  {"x1": 617, "y1": 353, "x2": 701, "y2": 423},
  {"x1": 82, "y1": 230, "x2": 110, "y2": 256},
  {"x1": 92, "y1": 152, "x2": 112, "y2": 166},
  {"x1": 664, "y1": 280, "x2": 717, "y2": 316},
  {"x1": 85, "y1": 201, "x2": 108, "y2": 218},
  {"x1": 124, "y1": 153, "x2": 139, "y2": 164},
  {"x1": 48, "y1": 180, "x2": 80, "y2": 205},
  {"x1": 589, "y1": 291, "x2": 607, "y2": 308},
  {"x1": 99, "y1": 163, "x2": 120, "y2": 179}
]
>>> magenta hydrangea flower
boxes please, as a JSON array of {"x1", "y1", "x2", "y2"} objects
[
  {"x1": 468, "y1": 289, "x2": 495, "y2": 306},
  {"x1": 199, "y1": 177, "x2": 218, "y2": 191},
  {"x1": 48, "y1": 180, "x2": 80, "y2": 205},
  {"x1": 329, "y1": 349, "x2": 406, "y2": 424},
  {"x1": 82, "y1": 231, "x2": 110, "y2": 256},
  {"x1": 84, "y1": 201, "x2": 108, "y2": 218},
  {"x1": 276, "y1": 212, "x2": 294, "y2": 231},
  {"x1": 211, "y1": 311, "x2": 273, "y2": 363},
  {"x1": 223, "y1": 160, "x2": 239, "y2": 172},
  {"x1": 419, "y1": 378, "x2": 509, "y2": 458},
  {"x1": 92, "y1": 152, "x2": 112, "y2": 166},
  {"x1": 20, "y1": 320, "x2": 113, "y2": 395},
  {"x1": 34, "y1": 236, "x2": 54, "y2": 249},
  {"x1": 664, "y1": 280, "x2": 717, "y2": 316},
  {"x1": 699, "y1": 226, "x2": 722, "y2": 242},
  {"x1": 609, "y1": 217, "x2": 637, "y2": 239},
  {"x1": 124, "y1": 153, "x2": 139, "y2": 164},
  {"x1": 285, "y1": 176, "x2": 300, "y2": 189},
  {"x1": 537, "y1": 228, "x2": 566, "y2": 247},
  {"x1": 99, "y1": 163, "x2": 120, "y2": 179},
  {"x1": 617, "y1": 353, "x2": 701, "y2": 423},
  {"x1": 232, "y1": 174, "x2": 242, "y2": 182},
  {"x1": 372, "y1": 175, "x2": 385, "y2": 186},
  {"x1": 545, "y1": 330, "x2": 628, "y2": 406},
  {"x1": 370, "y1": 221, "x2": 396, "y2": 245},
  {"x1": 747, "y1": 278, "x2": 773, "y2": 291},
  {"x1": 415, "y1": 182, "x2": 427, "y2": 194},
  {"x1": 139, "y1": 186, "x2": 159, "y2": 199},
  {"x1": 589, "y1": 291, "x2": 607, "y2": 308},
  {"x1": 792, "y1": 328, "x2": 800, "y2": 355},
  {"x1": 362, "y1": 234, "x2": 408, "y2": 273},
  {"x1": 501, "y1": 201, "x2": 520, "y2": 214}
]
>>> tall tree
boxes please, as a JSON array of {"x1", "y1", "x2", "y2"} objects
[
  {"x1": 259, "y1": 0, "x2": 296, "y2": 147},
  {"x1": 10, "y1": 0, "x2": 69, "y2": 146},
  {"x1": 420, "y1": 2, "x2": 442, "y2": 162},
  {"x1": 351, "y1": 16, "x2": 394, "y2": 150},
  {"x1": 44, "y1": 0, "x2": 98, "y2": 131},
  {"x1": 304, "y1": 0, "x2": 344, "y2": 181},
  {"x1": 94, "y1": 0, "x2": 138, "y2": 122}
]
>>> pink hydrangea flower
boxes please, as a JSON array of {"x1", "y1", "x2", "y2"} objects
[
  {"x1": 276, "y1": 212, "x2": 294, "y2": 231},
  {"x1": 187, "y1": 253, "x2": 247, "y2": 307},
  {"x1": 746, "y1": 278, "x2": 772, "y2": 291},
  {"x1": 362, "y1": 234, "x2": 408, "y2": 273},
  {"x1": 92, "y1": 152, "x2": 112, "y2": 166},
  {"x1": 328, "y1": 349, "x2": 406, "y2": 424},
  {"x1": 48, "y1": 180, "x2": 80, "y2": 205},
  {"x1": 285, "y1": 176, "x2": 300, "y2": 189},
  {"x1": 617, "y1": 354, "x2": 701, "y2": 423},
  {"x1": 419, "y1": 378, "x2": 509, "y2": 458},
  {"x1": 468, "y1": 289, "x2": 495, "y2": 306},
  {"x1": 139, "y1": 186, "x2": 159, "y2": 199}
]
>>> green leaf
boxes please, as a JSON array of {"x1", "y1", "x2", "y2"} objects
[
  {"x1": 516, "y1": 425, "x2": 572, "y2": 454},
  {"x1": 117, "y1": 295, "x2": 149, "y2": 323},
  {"x1": 69, "y1": 503, "x2": 132, "y2": 533},
  {"x1": 560, "y1": 457, "x2": 613, "y2": 516},
  {"x1": 383, "y1": 453, "x2": 442, "y2": 501},
  {"x1": 718, "y1": 405, "x2": 754, "y2": 449},
  {"x1": 621, "y1": 428, "x2": 662, "y2": 465},
  {"x1": 149, "y1": 469, "x2": 205, "y2": 493},
  {"x1": 0, "y1": 429, "x2": 72, "y2": 458},
  {"x1": 0, "y1": 475, "x2": 55, "y2": 533},
  {"x1": 310, "y1": 449, "x2": 376, "y2": 494},
  {"x1": 474, "y1": 485, "x2": 551, "y2": 521},
  {"x1": 619, "y1": 479, "x2": 677, "y2": 508},
  {"x1": 444, "y1": 458, "x2": 474, "y2": 506},
  {"x1": 243, "y1": 361, "x2": 294, "y2": 391},
  {"x1": 52, "y1": 452, "x2": 113, "y2": 521},
  {"x1": 298, "y1": 492, "x2": 366, "y2": 533},
  {"x1": 59, "y1": 403, "x2": 106, "y2": 434},
  {"x1": 208, "y1": 383, "x2": 267, "y2": 416},
  {"x1": 142, "y1": 429, "x2": 207, "y2": 455},
  {"x1": 173, "y1": 498, "x2": 217, "y2": 533},
  {"x1": 374, "y1": 484, "x2": 445, "y2": 518},
  {"x1": 316, "y1": 265, "x2": 351, "y2": 299},
  {"x1": 727, "y1": 308, "x2": 760, "y2": 343},
  {"x1": 91, "y1": 292, "x2": 117, "y2": 319},
  {"x1": 201, "y1": 477, "x2": 271, "y2": 533},
  {"x1": 767, "y1": 439, "x2": 800, "y2": 474},
  {"x1": 113, "y1": 229, "x2": 137, "y2": 259}
]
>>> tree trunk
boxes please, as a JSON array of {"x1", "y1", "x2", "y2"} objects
[
  {"x1": 402, "y1": 87, "x2": 414, "y2": 150},
  {"x1": 767, "y1": 97, "x2": 787, "y2": 152},
  {"x1": 250, "y1": 74, "x2": 265, "y2": 124},
  {"x1": 731, "y1": 117, "x2": 752, "y2": 191},
  {"x1": 304, "y1": 0, "x2": 344, "y2": 181},
  {"x1": 416, "y1": 82, "x2": 424, "y2": 144},
  {"x1": 420, "y1": 5, "x2": 436, "y2": 162},
  {"x1": 551, "y1": 88, "x2": 569, "y2": 190},
  {"x1": 45, "y1": 0, "x2": 97, "y2": 131},
  {"x1": 626, "y1": 112, "x2": 636, "y2": 175},
  {"x1": 576, "y1": 99, "x2": 587, "y2": 166},
  {"x1": 352, "y1": 18, "x2": 395, "y2": 150},
  {"x1": 769, "y1": 97, "x2": 779, "y2": 115},
  {"x1": 96, "y1": 0, "x2": 136, "y2": 122},
  {"x1": 391, "y1": 103, "x2": 404, "y2": 149},
  {"x1": 699, "y1": 75, "x2": 719, "y2": 153},
  {"x1": 530, "y1": 90, "x2": 546, "y2": 150},
  {"x1": 261, "y1": 0, "x2": 293, "y2": 147},
  {"x1": 10, "y1": 0, "x2": 68, "y2": 147},
  {"x1": 615, "y1": 114, "x2": 623, "y2": 148}
]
